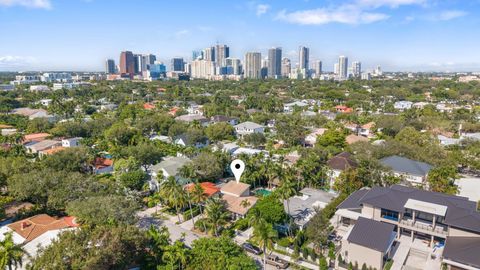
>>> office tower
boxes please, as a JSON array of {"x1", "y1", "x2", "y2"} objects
[
  {"x1": 203, "y1": 46, "x2": 215, "y2": 62},
  {"x1": 191, "y1": 60, "x2": 216, "y2": 79},
  {"x1": 374, "y1": 65, "x2": 383, "y2": 76},
  {"x1": 171, "y1": 57, "x2": 185, "y2": 72},
  {"x1": 261, "y1": 57, "x2": 268, "y2": 79},
  {"x1": 225, "y1": 58, "x2": 241, "y2": 75},
  {"x1": 192, "y1": 50, "x2": 203, "y2": 60},
  {"x1": 338, "y1": 55, "x2": 348, "y2": 79},
  {"x1": 184, "y1": 63, "x2": 191, "y2": 75},
  {"x1": 352, "y1": 61, "x2": 361, "y2": 77},
  {"x1": 119, "y1": 51, "x2": 135, "y2": 75},
  {"x1": 143, "y1": 54, "x2": 156, "y2": 70},
  {"x1": 244, "y1": 52, "x2": 262, "y2": 79},
  {"x1": 134, "y1": 54, "x2": 144, "y2": 74},
  {"x1": 334, "y1": 63, "x2": 339, "y2": 75},
  {"x1": 215, "y1": 44, "x2": 229, "y2": 67},
  {"x1": 105, "y1": 59, "x2": 116, "y2": 74},
  {"x1": 267, "y1": 47, "x2": 282, "y2": 79},
  {"x1": 313, "y1": 60, "x2": 322, "y2": 75},
  {"x1": 299, "y1": 46, "x2": 310, "y2": 70},
  {"x1": 281, "y1": 57, "x2": 291, "y2": 78},
  {"x1": 149, "y1": 62, "x2": 166, "y2": 79}
]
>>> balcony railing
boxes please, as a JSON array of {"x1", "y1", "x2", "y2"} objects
[{"x1": 399, "y1": 219, "x2": 447, "y2": 235}]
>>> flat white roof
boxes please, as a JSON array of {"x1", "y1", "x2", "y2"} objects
[{"x1": 404, "y1": 198, "x2": 448, "y2": 216}]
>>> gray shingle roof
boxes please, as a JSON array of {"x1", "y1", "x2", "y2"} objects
[
  {"x1": 337, "y1": 188, "x2": 370, "y2": 209},
  {"x1": 347, "y1": 217, "x2": 395, "y2": 252},
  {"x1": 443, "y1": 237, "x2": 480, "y2": 269},
  {"x1": 380, "y1": 155, "x2": 433, "y2": 176},
  {"x1": 341, "y1": 185, "x2": 480, "y2": 233}
]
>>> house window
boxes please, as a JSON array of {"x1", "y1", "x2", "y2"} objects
[{"x1": 381, "y1": 208, "x2": 399, "y2": 221}]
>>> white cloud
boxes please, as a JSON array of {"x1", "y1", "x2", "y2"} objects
[
  {"x1": 0, "y1": 0, "x2": 51, "y2": 9},
  {"x1": 356, "y1": 0, "x2": 426, "y2": 8},
  {"x1": 256, "y1": 4, "x2": 270, "y2": 16},
  {"x1": 429, "y1": 10, "x2": 467, "y2": 21},
  {"x1": 0, "y1": 56, "x2": 37, "y2": 68},
  {"x1": 174, "y1": 29, "x2": 190, "y2": 38},
  {"x1": 276, "y1": 5, "x2": 389, "y2": 25}
]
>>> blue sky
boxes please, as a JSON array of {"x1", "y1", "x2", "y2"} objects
[{"x1": 0, "y1": 0, "x2": 479, "y2": 72}]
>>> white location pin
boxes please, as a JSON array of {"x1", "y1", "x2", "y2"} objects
[{"x1": 230, "y1": 159, "x2": 245, "y2": 183}]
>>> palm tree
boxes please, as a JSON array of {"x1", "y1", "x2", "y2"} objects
[
  {"x1": 162, "y1": 240, "x2": 189, "y2": 270},
  {"x1": 203, "y1": 197, "x2": 230, "y2": 237},
  {"x1": 190, "y1": 183, "x2": 207, "y2": 232},
  {"x1": 252, "y1": 219, "x2": 278, "y2": 270},
  {"x1": 247, "y1": 207, "x2": 263, "y2": 228},
  {"x1": 160, "y1": 176, "x2": 187, "y2": 223},
  {"x1": 0, "y1": 232, "x2": 25, "y2": 270},
  {"x1": 277, "y1": 179, "x2": 297, "y2": 236}
]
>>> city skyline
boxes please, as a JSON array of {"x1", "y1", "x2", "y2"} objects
[{"x1": 1, "y1": 0, "x2": 480, "y2": 72}]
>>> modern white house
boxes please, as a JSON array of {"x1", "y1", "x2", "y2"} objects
[
  {"x1": 393, "y1": 101, "x2": 413, "y2": 111},
  {"x1": 234, "y1": 121, "x2": 264, "y2": 137},
  {"x1": 61, "y1": 137, "x2": 82, "y2": 148},
  {"x1": 283, "y1": 101, "x2": 309, "y2": 113},
  {"x1": 150, "y1": 156, "x2": 192, "y2": 189}
]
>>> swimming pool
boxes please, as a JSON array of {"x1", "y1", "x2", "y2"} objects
[{"x1": 255, "y1": 189, "x2": 272, "y2": 196}]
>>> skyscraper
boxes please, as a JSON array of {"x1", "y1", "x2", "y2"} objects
[
  {"x1": 338, "y1": 55, "x2": 348, "y2": 79},
  {"x1": 105, "y1": 59, "x2": 116, "y2": 74},
  {"x1": 352, "y1": 61, "x2": 361, "y2": 77},
  {"x1": 134, "y1": 54, "x2": 143, "y2": 74},
  {"x1": 119, "y1": 51, "x2": 135, "y2": 75},
  {"x1": 267, "y1": 47, "x2": 282, "y2": 79},
  {"x1": 171, "y1": 57, "x2": 185, "y2": 72},
  {"x1": 215, "y1": 44, "x2": 229, "y2": 67},
  {"x1": 299, "y1": 46, "x2": 310, "y2": 70},
  {"x1": 190, "y1": 60, "x2": 216, "y2": 79},
  {"x1": 192, "y1": 50, "x2": 203, "y2": 60},
  {"x1": 143, "y1": 54, "x2": 156, "y2": 70},
  {"x1": 244, "y1": 52, "x2": 262, "y2": 79},
  {"x1": 313, "y1": 60, "x2": 322, "y2": 75},
  {"x1": 225, "y1": 58, "x2": 241, "y2": 75},
  {"x1": 203, "y1": 47, "x2": 215, "y2": 62},
  {"x1": 281, "y1": 57, "x2": 291, "y2": 78}
]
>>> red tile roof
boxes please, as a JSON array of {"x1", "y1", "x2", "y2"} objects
[
  {"x1": 185, "y1": 182, "x2": 220, "y2": 197},
  {"x1": 8, "y1": 214, "x2": 78, "y2": 242}
]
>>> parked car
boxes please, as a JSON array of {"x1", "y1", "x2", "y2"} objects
[
  {"x1": 266, "y1": 255, "x2": 289, "y2": 269},
  {"x1": 242, "y1": 243, "x2": 262, "y2": 255}
]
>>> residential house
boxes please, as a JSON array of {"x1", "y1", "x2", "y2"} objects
[
  {"x1": 304, "y1": 128, "x2": 327, "y2": 146},
  {"x1": 150, "y1": 156, "x2": 191, "y2": 189},
  {"x1": 220, "y1": 181, "x2": 258, "y2": 219},
  {"x1": 186, "y1": 103, "x2": 204, "y2": 115},
  {"x1": 394, "y1": 101, "x2": 413, "y2": 111},
  {"x1": 175, "y1": 114, "x2": 209, "y2": 126},
  {"x1": 38, "y1": 146, "x2": 65, "y2": 158},
  {"x1": 234, "y1": 121, "x2": 264, "y2": 137},
  {"x1": 334, "y1": 185, "x2": 480, "y2": 270},
  {"x1": 23, "y1": 133, "x2": 50, "y2": 143},
  {"x1": 61, "y1": 137, "x2": 82, "y2": 147},
  {"x1": 340, "y1": 217, "x2": 396, "y2": 270},
  {"x1": 92, "y1": 157, "x2": 113, "y2": 174},
  {"x1": 25, "y1": 139, "x2": 61, "y2": 154},
  {"x1": 285, "y1": 188, "x2": 337, "y2": 229},
  {"x1": 358, "y1": 122, "x2": 375, "y2": 137},
  {"x1": 149, "y1": 134, "x2": 172, "y2": 143},
  {"x1": 379, "y1": 155, "x2": 433, "y2": 186},
  {"x1": 12, "y1": 108, "x2": 56, "y2": 122},
  {"x1": 345, "y1": 134, "x2": 369, "y2": 145},
  {"x1": 0, "y1": 214, "x2": 78, "y2": 264},
  {"x1": 174, "y1": 133, "x2": 209, "y2": 149},
  {"x1": 283, "y1": 101, "x2": 309, "y2": 113},
  {"x1": 185, "y1": 182, "x2": 220, "y2": 198},
  {"x1": 335, "y1": 105, "x2": 353, "y2": 113},
  {"x1": 327, "y1": 152, "x2": 358, "y2": 189},
  {"x1": 210, "y1": 115, "x2": 238, "y2": 126}
]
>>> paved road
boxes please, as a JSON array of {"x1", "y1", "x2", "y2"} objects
[{"x1": 137, "y1": 207, "x2": 315, "y2": 269}]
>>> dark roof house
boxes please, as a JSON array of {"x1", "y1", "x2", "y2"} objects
[
  {"x1": 327, "y1": 152, "x2": 358, "y2": 171},
  {"x1": 347, "y1": 217, "x2": 396, "y2": 252},
  {"x1": 380, "y1": 155, "x2": 433, "y2": 177}
]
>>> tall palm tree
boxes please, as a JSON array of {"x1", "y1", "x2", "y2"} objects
[
  {"x1": 160, "y1": 176, "x2": 187, "y2": 223},
  {"x1": 277, "y1": 179, "x2": 297, "y2": 236},
  {"x1": 190, "y1": 183, "x2": 207, "y2": 232},
  {"x1": 203, "y1": 197, "x2": 230, "y2": 237},
  {"x1": 252, "y1": 219, "x2": 278, "y2": 270},
  {"x1": 162, "y1": 240, "x2": 189, "y2": 270},
  {"x1": 0, "y1": 232, "x2": 25, "y2": 270},
  {"x1": 247, "y1": 207, "x2": 263, "y2": 228}
]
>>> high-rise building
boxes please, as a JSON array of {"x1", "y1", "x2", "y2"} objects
[
  {"x1": 334, "y1": 63, "x2": 339, "y2": 75},
  {"x1": 225, "y1": 58, "x2": 241, "y2": 75},
  {"x1": 143, "y1": 54, "x2": 156, "y2": 70},
  {"x1": 192, "y1": 50, "x2": 203, "y2": 60},
  {"x1": 119, "y1": 51, "x2": 135, "y2": 75},
  {"x1": 299, "y1": 46, "x2": 310, "y2": 70},
  {"x1": 215, "y1": 44, "x2": 229, "y2": 67},
  {"x1": 105, "y1": 59, "x2": 116, "y2": 74},
  {"x1": 352, "y1": 61, "x2": 361, "y2": 77},
  {"x1": 338, "y1": 55, "x2": 348, "y2": 79},
  {"x1": 244, "y1": 52, "x2": 262, "y2": 79},
  {"x1": 171, "y1": 57, "x2": 185, "y2": 72},
  {"x1": 267, "y1": 47, "x2": 282, "y2": 79},
  {"x1": 203, "y1": 47, "x2": 215, "y2": 62},
  {"x1": 281, "y1": 58, "x2": 291, "y2": 78},
  {"x1": 134, "y1": 54, "x2": 143, "y2": 74},
  {"x1": 191, "y1": 60, "x2": 216, "y2": 79},
  {"x1": 313, "y1": 60, "x2": 322, "y2": 75}
]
